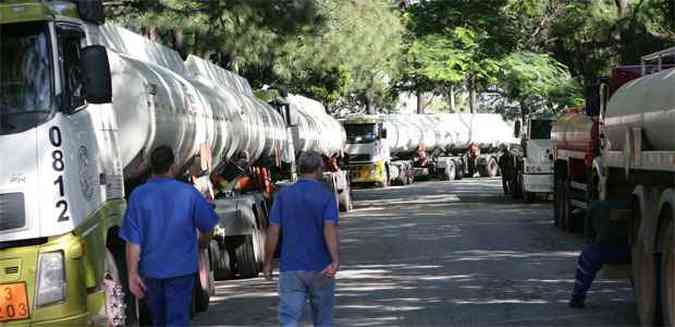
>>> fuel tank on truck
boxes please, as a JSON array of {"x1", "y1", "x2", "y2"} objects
[
  {"x1": 287, "y1": 95, "x2": 346, "y2": 157},
  {"x1": 184, "y1": 55, "x2": 287, "y2": 164},
  {"x1": 104, "y1": 50, "x2": 216, "y2": 178},
  {"x1": 551, "y1": 109, "x2": 594, "y2": 152},
  {"x1": 383, "y1": 113, "x2": 517, "y2": 155},
  {"x1": 604, "y1": 67, "x2": 675, "y2": 151},
  {"x1": 88, "y1": 24, "x2": 289, "y2": 176}
]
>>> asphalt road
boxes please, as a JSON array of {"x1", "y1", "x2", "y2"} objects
[{"x1": 193, "y1": 178, "x2": 638, "y2": 326}]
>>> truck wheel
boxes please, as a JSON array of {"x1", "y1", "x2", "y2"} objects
[
  {"x1": 512, "y1": 173, "x2": 523, "y2": 200},
  {"x1": 553, "y1": 171, "x2": 561, "y2": 227},
  {"x1": 660, "y1": 212, "x2": 674, "y2": 326},
  {"x1": 445, "y1": 162, "x2": 456, "y2": 181},
  {"x1": 339, "y1": 190, "x2": 353, "y2": 212},
  {"x1": 487, "y1": 158, "x2": 499, "y2": 178},
  {"x1": 632, "y1": 203, "x2": 657, "y2": 326},
  {"x1": 524, "y1": 192, "x2": 536, "y2": 203},
  {"x1": 477, "y1": 164, "x2": 489, "y2": 178},
  {"x1": 455, "y1": 164, "x2": 464, "y2": 180},
  {"x1": 560, "y1": 182, "x2": 571, "y2": 232},
  {"x1": 235, "y1": 235, "x2": 258, "y2": 278},
  {"x1": 211, "y1": 240, "x2": 232, "y2": 280}
]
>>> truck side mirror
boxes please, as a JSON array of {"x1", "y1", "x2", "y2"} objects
[
  {"x1": 514, "y1": 120, "x2": 522, "y2": 138},
  {"x1": 74, "y1": 0, "x2": 105, "y2": 24},
  {"x1": 380, "y1": 128, "x2": 388, "y2": 139},
  {"x1": 81, "y1": 45, "x2": 112, "y2": 104}
]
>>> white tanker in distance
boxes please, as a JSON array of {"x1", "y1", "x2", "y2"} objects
[
  {"x1": 0, "y1": 2, "x2": 350, "y2": 325},
  {"x1": 341, "y1": 113, "x2": 518, "y2": 187}
]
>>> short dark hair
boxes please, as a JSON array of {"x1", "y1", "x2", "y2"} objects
[
  {"x1": 298, "y1": 151, "x2": 323, "y2": 175},
  {"x1": 150, "y1": 145, "x2": 175, "y2": 175}
]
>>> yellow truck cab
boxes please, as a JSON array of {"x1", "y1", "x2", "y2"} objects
[
  {"x1": 341, "y1": 116, "x2": 390, "y2": 187},
  {"x1": 0, "y1": 1, "x2": 128, "y2": 325}
]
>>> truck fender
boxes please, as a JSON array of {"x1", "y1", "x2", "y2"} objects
[
  {"x1": 657, "y1": 189, "x2": 675, "y2": 251},
  {"x1": 632, "y1": 185, "x2": 659, "y2": 253}
]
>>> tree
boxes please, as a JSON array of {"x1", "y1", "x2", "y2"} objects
[{"x1": 107, "y1": 0, "x2": 404, "y2": 113}]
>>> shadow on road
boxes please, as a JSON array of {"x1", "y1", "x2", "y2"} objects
[{"x1": 194, "y1": 178, "x2": 638, "y2": 326}]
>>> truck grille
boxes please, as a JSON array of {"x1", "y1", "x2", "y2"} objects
[
  {"x1": 0, "y1": 193, "x2": 26, "y2": 231},
  {"x1": 348, "y1": 154, "x2": 371, "y2": 162}
]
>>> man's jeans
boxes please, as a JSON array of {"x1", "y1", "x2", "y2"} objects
[
  {"x1": 144, "y1": 273, "x2": 195, "y2": 327},
  {"x1": 279, "y1": 271, "x2": 335, "y2": 327}
]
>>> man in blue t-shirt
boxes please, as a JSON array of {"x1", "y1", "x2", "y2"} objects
[
  {"x1": 120, "y1": 145, "x2": 219, "y2": 326},
  {"x1": 264, "y1": 151, "x2": 340, "y2": 327}
]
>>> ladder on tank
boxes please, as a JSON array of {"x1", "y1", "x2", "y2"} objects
[{"x1": 641, "y1": 46, "x2": 675, "y2": 75}]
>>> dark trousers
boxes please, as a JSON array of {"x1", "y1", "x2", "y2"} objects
[
  {"x1": 144, "y1": 273, "x2": 195, "y2": 327},
  {"x1": 501, "y1": 173, "x2": 513, "y2": 195},
  {"x1": 572, "y1": 243, "x2": 630, "y2": 300}
]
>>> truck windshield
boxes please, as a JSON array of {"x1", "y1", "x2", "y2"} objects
[
  {"x1": 530, "y1": 120, "x2": 552, "y2": 139},
  {"x1": 0, "y1": 22, "x2": 53, "y2": 135},
  {"x1": 345, "y1": 123, "x2": 377, "y2": 144}
]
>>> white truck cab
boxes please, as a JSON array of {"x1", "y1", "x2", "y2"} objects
[{"x1": 516, "y1": 117, "x2": 555, "y2": 201}]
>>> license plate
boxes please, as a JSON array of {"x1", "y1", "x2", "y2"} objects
[{"x1": 0, "y1": 283, "x2": 29, "y2": 322}]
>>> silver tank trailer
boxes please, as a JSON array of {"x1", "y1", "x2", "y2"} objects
[
  {"x1": 384, "y1": 113, "x2": 517, "y2": 154},
  {"x1": 604, "y1": 67, "x2": 675, "y2": 151},
  {"x1": 184, "y1": 55, "x2": 287, "y2": 162},
  {"x1": 89, "y1": 24, "x2": 287, "y2": 177},
  {"x1": 287, "y1": 95, "x2": 346, "y2": 157}
]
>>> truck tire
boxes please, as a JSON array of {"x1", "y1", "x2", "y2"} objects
[
  {"x1": 660, "y1": 212, "x2": 674, "y2": 326},
  {"x1": 445, "y1": 161, "x2": 456, "y2": 181},
  {"x1": 524, "y1": 192, "x2": 536, "y2": 203},
  {"x1": 487, "y1": 158, "x2": 499, "y2": 178},
  {"x1": 632, "y1": 203, "x2": 657, "y2": 326},
  {"x1": 235, "y1": 235, "x2": 258, "y2": 278},
  {"x1": 339, "y1": 189, "x2": 353, "y2": 212},
  {"x1": 553, "y1": 168, "x2": 561, "y2": 227},
  {"x1": 560, "y1": 182, "x2": 571, "y2": 232},
  {"x1": 211, "y1": 240, "x2": 232, "y2": 280},
  {"x1": 477, "y1": 163, "x2": 489, "y2": 178},
  {"x1": 512, "y1": 173, "x2": 523, "y2": 200},
  {"x1": 455, "y1": 163, "x2": 464, "y2": 180}
]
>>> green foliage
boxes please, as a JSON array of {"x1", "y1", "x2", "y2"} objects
[{"x1": 108, "y1": 0, "x2": 403, "y2": 111}]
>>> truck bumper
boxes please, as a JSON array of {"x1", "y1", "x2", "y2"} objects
[
  {"x1": 348, "y1": 161, "x2": 386, "y2": 184},
  {"x1": 523, "y1": 173, "x2": 553, "y2": 193},
  {"x1": 6, "y1": 312, "x2": 89, "y2": 326},
  {"x1": 0, "y1": 234, "x2": 92, "y2": 326}
]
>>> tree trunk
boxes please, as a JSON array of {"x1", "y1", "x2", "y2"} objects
[
  {"x1": 365, "y1": 95, "x2": 375, "y2": 115},
  {"x1": 416, "y1": 90, "x2": 424, "y2": 114},
  {"x1": 520, "y1": 100, "x2": 529, "y2": 123},
  {"x1": 172, "y1": 29, "x2": 187, "y2": 59},
  {"x1": 468, "y1": 76, "x2": 476, "y2": 114},
  {"x1": 146, "y1": 26, "x2": 161, "y2": 43},
  {"x1": 614, "y1": 0, "x2": 629, "y2": 17},
  {"x1": 448, "y1": 85, "x2": 456, "y2": 112}
]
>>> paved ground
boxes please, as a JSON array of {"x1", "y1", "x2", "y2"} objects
[{"x1": 194, "y1": 178, "x2": 638, "y2": 326}]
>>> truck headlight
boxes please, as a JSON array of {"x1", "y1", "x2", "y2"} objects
[{"x1": 36, "y1": 251, "x2": 66, "y2": 307}]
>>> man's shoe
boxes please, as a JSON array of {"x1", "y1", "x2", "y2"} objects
[{"x1": 569, "y1": 298, "x2": 585, "y2": 309}]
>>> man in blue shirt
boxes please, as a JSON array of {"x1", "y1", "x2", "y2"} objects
[
  {"x1": 264, "y1": 151, "x2": 340, "y2": 327},
  {"x1": 120, "y1": 145, "x2": 219, "y2": 326}
]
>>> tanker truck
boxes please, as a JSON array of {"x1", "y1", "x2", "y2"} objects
[
  {"x1": 552, "y1": 66, "x2": 655, "y2": 233},
  {"x1": 0, "y1": 1, "x2": 350, "y2": 325},
  {"x1": 510, "y1": 114, "x2": 555, "y2": 202},
  {"x1": 576, "y1": 48, "x2": 675, "y2": 326},
  {"x1": 341, "y1": 113, "x2": 518, "y2": 187}
]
